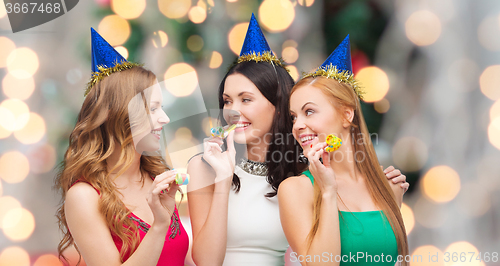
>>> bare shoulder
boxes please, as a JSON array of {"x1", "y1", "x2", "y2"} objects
[
  {"x1": 278, "y1": 175, "x2": 315, "y2": 232},
  {"x1": 65, "y1": 182, "x2": 100, "y2": 208},
  {"x1": 64, "y1": 181, "x2": 105, "y2": 234},
  {"x1": 278, "y1": 175, "x2": 314, "y2": 200},
  {"x1": 64, "y1": 182, "x2": 122, "y2": 265},
  {"x1": 187, "y1": 154, "x2": 214, "y2": 175}
]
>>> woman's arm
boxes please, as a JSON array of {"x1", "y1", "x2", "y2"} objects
[
  {"x1": 187, "y1": 155, "x2": 233, "y2": 266},
  {"x1": 278, "y1": 177, "x2": 341, "y2": 266},
  {"x1": 187, "y1": 131, "x2": 236, "y2": 266},
  {"x1": 65, "y1": 182, "x2": 171, "y2": 266}
]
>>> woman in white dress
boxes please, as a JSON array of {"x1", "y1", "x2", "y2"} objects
[
  {"x1": 188, "y1": 14, "x2": 298, "y2": 266},
  {"x1": 187, "y1": 14, "x2": 407, "y2": 266}
]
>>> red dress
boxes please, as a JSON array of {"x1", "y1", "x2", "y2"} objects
[{"x1": 70, "y1": 180, "x2": 189, "y2": 265}]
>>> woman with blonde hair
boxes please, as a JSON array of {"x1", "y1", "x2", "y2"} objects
[
  {"x1": 279, "y1": 35, "x2": 409, "y2": 266},
  {"x1": 55, "y1": 28, "x2": 188, "y2": 266}
]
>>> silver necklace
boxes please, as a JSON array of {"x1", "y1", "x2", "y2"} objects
[{"x1": 237, "y1": 158, "x2": 268, "y2": 176}]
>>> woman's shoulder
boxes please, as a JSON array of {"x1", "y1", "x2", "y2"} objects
[
  {"x1": 277, "y1": 175, "x2": 314, "y2": 212},
  {"x1": 187, "y1": 154, "x2": 214, "y2": 174},
  {"x1": 66, "y1": 181, "x2": 100, "y2": 210},
  {"x1": 277, "y1": 175, "x2": 313, "y2": 198},
  {"x1": 280, "y1": 174, "x2": 313, "y2": 187},
  {"x1": 187, "y1": 154, "x2": 205, "y2": 167},
  {"x1": 64, "y1": 181, "x2": 106, "y2": 237}
]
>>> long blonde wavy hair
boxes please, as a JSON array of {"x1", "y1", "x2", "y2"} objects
[
  {"x1": 292, "y1": 76, "x2": 409, "y2": 265},
  {"x1": 55, "y1": 66, "x2": 171, "y2": 264}
]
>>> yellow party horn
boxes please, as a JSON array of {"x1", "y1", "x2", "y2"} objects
[
  {"x1": 325, "y1": 134, "x2": 342, "y2": 152},
  {"x1": 223, "y1": 124, "x2": 237, "y2": 138}
]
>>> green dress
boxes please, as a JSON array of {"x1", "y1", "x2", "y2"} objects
[{"x1": 302, "y1": 170, "x2": 399, "y2": 265}]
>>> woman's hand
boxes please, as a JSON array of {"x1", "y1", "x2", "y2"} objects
[
  {"x1": 202, "y1": 130, "x2": 236, "y2": 185},
  {"x1": 383, "y1": 166, "x2": 409, "y2": 193},
  {"x1": 306, "y1": 138, "x2": 337, "y2": 195},
  {"x1": 147, "y1": 170, "x2": 179, "y2": 228}
]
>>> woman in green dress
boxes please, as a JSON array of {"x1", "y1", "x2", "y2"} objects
[{"x1": 278, "y1": 35, "x2": 409, "y2": 266}]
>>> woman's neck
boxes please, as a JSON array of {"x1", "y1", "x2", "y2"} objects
[
  {"x1": 328, "y1": 136, "x2": 360, "y2": 182},
  {"x1": 245, "y1": 135, "x2": 272, "y2": 163},
  {"x1": 106, "y1": 145, "x2": 143, "y2": 185}
]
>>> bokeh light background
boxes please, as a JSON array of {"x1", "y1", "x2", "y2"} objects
[{"x1": 0, "y1": 0, "x2": 499, "y2": 265}]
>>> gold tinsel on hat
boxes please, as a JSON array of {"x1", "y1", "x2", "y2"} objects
[
  {"x1": 237, "y1": 51, "x2": 289, "y2": 72},
  {"x1": 303, "y1": 64, "x2": 364, "y2": 99},
  {"x1": 84, "y1": 61, "x2": 143, "y2": 97}
]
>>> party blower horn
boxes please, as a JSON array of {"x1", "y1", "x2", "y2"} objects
[
  {"x1": 325, "y1": 134, "x2": 342, "y2": 152},
  {"x1": 175, "y1": 172, "x2": 190, "y2": 185},
  {"x1": 210, "y1": 124, "x2": 237, "y2": 139},
  {"x1": 162, "y1": 172, "x2": 189, "y2": 194}
]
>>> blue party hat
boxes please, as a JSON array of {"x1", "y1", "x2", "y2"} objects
[
  {"x1": 303, "y1": 35, "x2": 363, "y2": 99},
  {"x1": 236, "y1": 14, "x2": 287, "y2": 70},
  {"x1": 85, "y1": 28, "x2": 142, "y2": 96},
  {"x1": 239, "y1": 13, "x2": 272, "y2": 57},
  {"x1": 91, "y1": 27, "x2": 127, "y2": 73},
  {"x1": 320, "y1": 35, "x2": 352, "y2": 74}
]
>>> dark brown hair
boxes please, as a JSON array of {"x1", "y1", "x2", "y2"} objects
[{"x1": 218, "y1": 61, "x2": 303, "y2": 197}]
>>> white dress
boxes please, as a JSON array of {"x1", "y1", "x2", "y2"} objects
[{"x1": 223, "y1": 165, "x2": 289, "y2": 265}]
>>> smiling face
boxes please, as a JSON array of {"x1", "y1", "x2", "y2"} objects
[
  {"x1": 290, "y1": 84, "x2": 350, "y2": 154},
  {"x1": 222, "y1": 73, "x2": 275, "y2": 146},
  {"x1": 129, "y1": 80, "x2": 170, "y2": 153}
]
